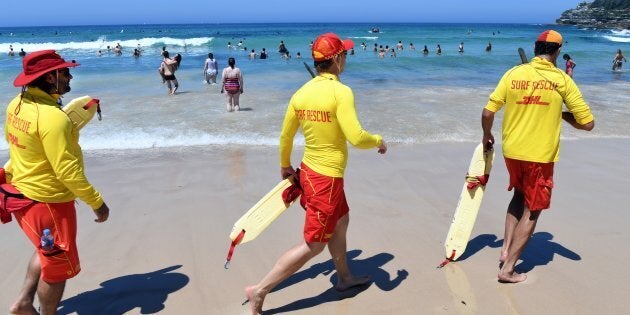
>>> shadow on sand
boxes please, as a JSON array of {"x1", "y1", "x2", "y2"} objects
[
  {"x1": 456, "y1": 232, "x2": 581, "y2": 273},
  {"x1": 57, "y1": 265, "x2": 189, "y2": 315},
  {"x1": 262, "y1": 249, "x2": 407, "y2": 314},
  {"x1": 516, "y1": 231, "x2": 581, "y2": 272}
]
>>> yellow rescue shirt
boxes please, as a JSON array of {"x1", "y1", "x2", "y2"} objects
[
  {"x1": 485, "y1": 57, "x2": 594, "y2": 163},
  {"x1": 4, "y1": 88, "x2": 103, "y2": 209},
  {"x1": 280, "y1": 73, "x2": 383, "y2": 178}
]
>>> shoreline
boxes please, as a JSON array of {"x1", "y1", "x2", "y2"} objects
[{"x1": 1, "y1": 138, "x2": 628, "y2": 314}]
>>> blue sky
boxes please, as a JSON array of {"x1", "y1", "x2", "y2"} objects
[{"x1": 1, "y1": 0, "x2": 583, "y2": 27}]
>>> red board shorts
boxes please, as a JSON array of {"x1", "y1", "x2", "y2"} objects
[
  {"x1": 300, "y1": 163, "x2": 349, "y2": 243},
  {"x1": 13, "y1": 200, "x2": 81, "y2": 283},
  {"x1": 505, "y1": 157, "x2": 555, "y2": 211}
]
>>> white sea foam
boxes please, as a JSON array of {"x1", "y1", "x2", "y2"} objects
[
  {"x1": 602, "y1": 35, "x2": 630, "y2": 43},
  {"x1": 0, "y1": 37, "x2": 214, "y2": 52},
  {"x1": 610, "y1": 29, "x2": 630, "y2": 36}
]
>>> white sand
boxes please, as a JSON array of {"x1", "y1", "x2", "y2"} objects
[{"x1": 1, "y1": 138, "x2": 628, "y2": 314}]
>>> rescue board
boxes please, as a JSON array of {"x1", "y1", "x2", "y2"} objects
[
  {"x1": 518, "y1": 48, "x2": 528, "y2": 64},
  {"x1": 224, "y1": 175, "x2": 299, "y2": 268},
  {"x1": 62, "y1": 95, "x2": 102, "y2": 130},
  {"x1": 440, "y1": 143, "x2": 494, "y2": 267},
  {"x1": 3, "y1": 96, "x2": 101, "y2": 182}
]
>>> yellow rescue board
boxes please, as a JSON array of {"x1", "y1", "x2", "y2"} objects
[
  {"x1": 62, "y1": 95, "x2": 101, "y2": 130},
  {"x1": 229, "y1": 178, "x2": 296, "y2": 244},
  {"x1": 444, "y1": 143, "x2": 495, "y2": 261}
]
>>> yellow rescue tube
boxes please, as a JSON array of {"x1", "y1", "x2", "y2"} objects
[{"x1": 62, "y1": 95, "x2": 102, "y2": 130}]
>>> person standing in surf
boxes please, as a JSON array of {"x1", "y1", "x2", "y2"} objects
[
  {"x1": 481, "y1": 30, "x2": 594, "y2": 283},
  {"x1": 203, "y1": 52, "x2": 218, "y2": 85},
  {"x1": 562, "y1": 54, "x2": 576, "y2": 77},
  {"x1": 244, "y1": 32, "x2": 387, "y2": 314},
  {"x1": 220, "y1": 57, "x2": 243, "y2": 112},
  {"x1": 612, "y1": 49, "x2": 626, "y2": 71},
  {"x1": 158, "y1": 51, "x2": 180, "y2": 95}
]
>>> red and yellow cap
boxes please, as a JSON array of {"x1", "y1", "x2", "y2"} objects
[
  {"x1": 536, "y1": 30, "x2": 563, "y2": 44},
  {"x1": 312, "y1": 32, "x2": 354, "y2": 62}
]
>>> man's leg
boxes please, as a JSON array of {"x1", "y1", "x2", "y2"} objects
[
  {"x1": 246, "y1": 241, "x2": 326, "y2": 314},
  {"x1": 10, "y1": 252, "x2": 40, "y2": 315},
  {"x1": 166, "y1": 80, "x2": 172, "y2": 95},
  {"x1": 172, "y1": 79, "x2": 179, "y2": 94},
  {"x1": 326, "y1": 214, "x2": 371, "y2": 290},
  {"x1": 37, "y1": 279, "x2": 66, "y2": 315},
  {"x1": 501, "y1": 190, "x2": 525, "y2": 262},
  {"x1": 498, "y1": 206, "x2": 541, "y2": 283}
]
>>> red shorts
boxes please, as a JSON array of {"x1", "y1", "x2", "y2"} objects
[
  {"x1": 505, "y1": 158, "x2": 554, "y2": 211},
  {"x1": 13, "y1": 200, "x2": 81, "y2": 283},
  {"x1": 300, "y1": 163, "x2": 349, "y2": 243}
]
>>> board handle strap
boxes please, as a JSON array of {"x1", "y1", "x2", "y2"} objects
[
  {"x1": 437, "y1": 250, "x2": 456, "y2": 268},
  {"x1": 224, "y1": 229, "x2": 246, "y2": 269}
]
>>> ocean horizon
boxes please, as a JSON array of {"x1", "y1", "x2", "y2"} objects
[{"x1": 1, "y1": 23, "x2": 628, "y2": 151}]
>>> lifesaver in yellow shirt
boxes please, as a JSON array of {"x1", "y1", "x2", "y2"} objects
[{"x1": 3, "y1": 96, "x2": 102, "y2": 183}]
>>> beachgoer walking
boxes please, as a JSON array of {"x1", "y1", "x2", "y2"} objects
[
  {"x1": 158, "y1": 51, "x2": 180, "y2": 95},
  {"x1": 244, "y1": 32, "x2": 387, "y2": 314},
  {"x1": 204, "y1": 53, "x2": 219, "y2": 85},
  {"x1": 458, "y1": 42, "x2": 464, "y2": 53},
  {"x1": 563, "y1": 54, "x2": 576, "y2": 77},
  {"x1": 4, "y1": 49, "x2": 110, "y2": 315},
  {"x1": 612, "y1": 49, "x2": 626, "y2": 71},
  {"x1": 481, "y1": 30, "x2": 594, "y2": 283},
  {"x1": 249, "y1": 49, "x2": 256, "y2": 60},
  {"x1": 220, "y1": 57, "x2": 243, "y2": 112},
  {"x1": 260, "y1": 48, "x2": 268, "y2": 59}
]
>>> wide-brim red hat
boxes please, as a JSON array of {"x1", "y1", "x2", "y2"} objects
[
  {"x1": 13, "y1": 50, "x2": 79, "y2": 87},
  {"x1": 312, "y1": 32, "x2": 354, "y2": 62}
]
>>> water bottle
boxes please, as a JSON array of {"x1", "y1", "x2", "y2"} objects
[{"x1": 41, "y1": 229, "x2": 54, "y2": 251}]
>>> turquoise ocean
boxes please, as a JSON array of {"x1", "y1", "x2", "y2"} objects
[{"x1": 0, "y1": 23, "x2": 628, "y2": 151}]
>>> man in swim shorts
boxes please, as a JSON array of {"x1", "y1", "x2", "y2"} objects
[
  {"x1": 4, "y1": 50, "x2": 110, "y2": 314},
  {"x1": 481, "y1": 30, "x2": 594, "y2": 283},
  {"x1": 245, "y1": 32, "x2": 387, "y2": 314}
]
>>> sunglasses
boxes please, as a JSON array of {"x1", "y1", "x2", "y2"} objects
[{"x1": 57, "y1": 68, "x2": 71, "y2": 76}]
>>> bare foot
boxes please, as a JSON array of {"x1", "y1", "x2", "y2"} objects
[
  {"x1": 497, "y1": 270, "x2": 527, "y2": 283},
  {"x1": 335, "y1": 275, "x2": 372, "y2": 292},
  {"x1": 9, "y1": 300, "x2": 38, "y2": 315},
  {"x1": 244, "y1": 286, "x2": 263, "y2": 314}
]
